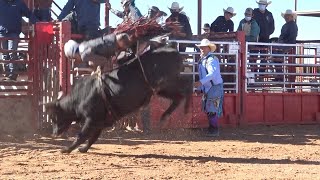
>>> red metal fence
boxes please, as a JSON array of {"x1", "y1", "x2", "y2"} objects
[{"x1": 5, "y1": 22, "x2": 318, "y2": 131}]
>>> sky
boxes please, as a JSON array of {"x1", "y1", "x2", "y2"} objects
[{"x1": 53, "y1": 0, "x2": 320, "y2": 40}]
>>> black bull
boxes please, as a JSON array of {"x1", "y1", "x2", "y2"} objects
[{"x1": 45, "y1": 47, "x2": 193, "y2": 153}]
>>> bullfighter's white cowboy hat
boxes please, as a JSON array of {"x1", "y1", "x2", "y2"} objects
[
  {"x1": 223, "y1": 7, "x2": 236, "y2": 16},
  {"x1": 281, "y1": 9, "x2": 297, "y2": 19},
  {"x1": 168, "y1": 2, "x2": 184, "y2": 12},
  {"x1": 196, "y1": 39, "x2": 217, "y2": 52},
  {"x1": 64, "y1": 40, "x2": 79, "y2": 59},
  {"x1": 256, "y1": 0, "x2": 272, "y2": 5}
]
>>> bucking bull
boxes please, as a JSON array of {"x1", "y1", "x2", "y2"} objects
[{"x1": 45, "y1": 45, "x2": 193, "y2": 153}]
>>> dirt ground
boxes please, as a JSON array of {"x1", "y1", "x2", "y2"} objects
[{"x1": 1, "y1": 125, "x2": 320, "y2": 180}]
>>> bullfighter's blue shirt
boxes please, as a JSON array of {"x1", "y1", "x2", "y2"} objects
[{"x1": 198, "y1": 52, "x2": 223, "y2": 93}]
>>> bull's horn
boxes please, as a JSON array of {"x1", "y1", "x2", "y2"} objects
[{"x1": 57, "y1": 91, "x2": 64, "y2": 100}]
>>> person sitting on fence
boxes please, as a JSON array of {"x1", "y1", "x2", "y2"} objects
[
  {"x1": 64, "y1": 33, "x2": 131, "y2": 69},
  {"x1": 0, "y1": 0, "x2": 37, "y2": 81},
  {"x1": 194, "y1": 39, "x2": 224, "y2": 137},
  {"x1": 237, "y1": 8, "x2": 260, "y2": 42},
  {"x1": 107, "y1": 0, "x2": 142, "y2": 23},
  {"x1": 273, "y1": 9, "x2": 298, "y2": 82},
  {"x1": 57, "y1": 0, "x2": 107, "y2": 40},
  {"x1": 210, "y1": 7, "x2": 236, "y2": 33}
]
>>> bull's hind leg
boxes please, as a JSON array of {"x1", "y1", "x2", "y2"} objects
[{"x1": 78, "y1": 129, "x2": 102, "y2": 153}]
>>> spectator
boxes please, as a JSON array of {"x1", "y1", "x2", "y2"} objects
[
  {"x1": 34, "y1": 0, "x2": 53, "y2": 22},
  {"x1": 274, "y1": 9, "x2": 298, "y2": 81},
  {"x1": 0, "y1": 0, "x2": 37, "y2": 81},
  {"x1": 202, "y1": 23, "x2": 211, "y2": 35},
  {"x1": 108, "y1": 0, "x2": 142, "y2": 23},
  {"x1": 57, "y1": 0, "x2": 107, "y2": 39},
  {"x1": 210, "y1": 7, "x2": 236, "y2": 32},
  {"x1": 194, "y1": 39, "x2": 224, "y2": 137},
  {"x1": 166, "y1": 2, "x2": 192, "y2": 40},
  {"x1": 279, "y1": 9, "x2": 298, "y2": 44},
  {"x1": 147, "y1": 6, "x2": 167, "y2": 23},
  {"x1": 253, "y1": 0, "x2": 274, "y2": 77},
  {"x1": 253, "y1": 0, "x2": 274, "y2": 42},
  {"x1": 237, "y1": 8, "x2": 260, "y2": 42}
]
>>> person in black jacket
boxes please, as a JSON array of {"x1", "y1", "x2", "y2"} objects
[
  {"x1": 253, "y1": 0, "x2": 274, "y2": 42},
  {"x1": 166, "y1": 2, "x2": 192, "y2": 40},
  {"x1": 210, "y1": 7, "x2": 236, "y2": 32},
  {"x1": 253, "y1": 0, "x2": 274, "y2": 76},
  {"x1": 279, "y1": 9, "x2": 298, "y2": 44},
  {"x1": 166, "y1": 2, "x2": 192, "y2": 52},
  {"x1": 273, "y1": 10, "x2": 298, "y2": 81}
]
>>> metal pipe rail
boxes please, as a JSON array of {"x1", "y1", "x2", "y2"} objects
[
  {"x1": 173, "y1": 40, "x2": 240, "y2": 93},
  {"x1": 245, "y1": 41, "x2": 320, "y2": 93}
]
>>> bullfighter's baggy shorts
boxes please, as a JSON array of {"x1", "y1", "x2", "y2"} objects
[{"x1": 202, "y1": 83, "x2": 224, "y2": 118}]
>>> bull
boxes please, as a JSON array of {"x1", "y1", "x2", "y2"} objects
[{"x1": 45, "y1": 46, "x2": 193, "y2": 153}]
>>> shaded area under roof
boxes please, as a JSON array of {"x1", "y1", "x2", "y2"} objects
[{"x1": 296, "y1": 11, "x2": 320, "y2": 17}]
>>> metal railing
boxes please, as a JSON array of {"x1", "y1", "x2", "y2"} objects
[
  {"x1": 171, "y1": 40, "x2": 240, "y2": 93},
  {"x1": 0, "y1": 37, "x2": 32, "y2": 97},
  {"x1": 245, "y1": 42, "x2": 320, "y2": 93}
]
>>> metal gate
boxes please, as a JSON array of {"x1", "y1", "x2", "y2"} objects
[
  {"x1": 243, "y1": 42, "x2": 320, "y2": 125},
  {"x1": 34, "y1": 22, "x2": 72, "y2": 130}
]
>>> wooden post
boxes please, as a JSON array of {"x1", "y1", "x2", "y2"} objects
[
  {"x1": 105, "y1": 0, "x2": 110, "y2": 28},
  {"x1": 295, "y1": 0, "x2": 298, "y2": 23},
  {"x1": 197, "y1": 0, "x2": 202, "y2": 35}
]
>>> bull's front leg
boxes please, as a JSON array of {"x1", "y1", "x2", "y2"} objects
[
  {"x1": 78, "y1": 129, "x2": 102, "y2": 153},
  {"x1": 160, "y1": 100, "x2": 180, "y2": 122},
  {"x1": 61, "y1": 121, "x2": 92, "y2": 153}
]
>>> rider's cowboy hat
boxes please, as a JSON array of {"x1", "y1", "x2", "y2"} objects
[
  {"x1": 256, "y1": 0, "x2": 272, "y2": 5},
  {"x1": 168, "y1": 2, "x2": 184, "y2": 12},
  {"x1": 281, "y1": 9, "x2": 297, "y2": 19},
  {"x1": 223, "y1": 7, "x2": 236, "y2": 16},
  {"x1": 196, "y1": 39, "x2": 217, "y2": 52}
]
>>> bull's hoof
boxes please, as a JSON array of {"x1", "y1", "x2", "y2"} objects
[
  {"x1": 78, "y1": 147, "x2": 89, "y2": 153},
  {"x1": 60, "y1": 148, "x2": 72, "y2": 154}
]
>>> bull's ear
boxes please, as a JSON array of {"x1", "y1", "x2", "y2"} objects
[{"x1": 44, "y1": 102, "x2": 58, "y2": 115}]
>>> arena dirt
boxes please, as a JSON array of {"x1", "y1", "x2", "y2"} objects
[{"x1": 0, "y1": 125, "x2": 319, "y2": 179}]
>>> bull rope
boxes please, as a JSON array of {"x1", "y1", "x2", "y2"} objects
[
  {"x1": 94, "y1": 66, "x2": 122, "y2": 143},
  {"x1": 136, "y1": 40, "x2": 156, "y2": 94}
]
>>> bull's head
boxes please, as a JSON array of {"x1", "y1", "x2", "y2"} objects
[{"x1": 45, "y1": 100, "x2": 72, "y2": 136}]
